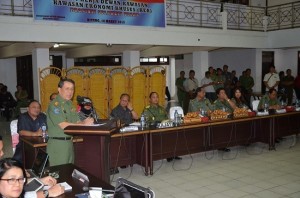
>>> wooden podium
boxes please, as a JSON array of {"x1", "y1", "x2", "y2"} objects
[{"x1": 64, "y1": 120, "x2": 118, "y2": 183}]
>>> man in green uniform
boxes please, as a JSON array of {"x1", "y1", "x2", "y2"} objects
[
  {"x1": 258, "y1": 88, "x2": 280, "y2": 111},
  {"x1": 143, "y1": 92, "x2": 168, "y2": 125},
  {"x1": 47, "y1": 79, "x2": 94, "y2": 166},
  {"x1": 189, "y1": 87, "x2": 214, "y2": 113},
  {"x1": 175, "y1": 71, "x2": 187, "y2": 110},
  {"x1": 213, "y1": 88, "x2": 236, "y2": 113},
  {"x1": 213, "y1": 68, "x2": 225, "y2": 91},
  {"x1": 281, "y1": 69, "x2": 295, "y2": 105},
  {"x1": 240, "y1": 68, "x2": 254, "y2": 107}
]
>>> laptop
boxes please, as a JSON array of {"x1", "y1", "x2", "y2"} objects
[
  {"x1": 114, "y1": 178, "x2": 155, "y2": 198},
  {"x1": 27, "y1": 149, "x2": 49, "y2": 178}
]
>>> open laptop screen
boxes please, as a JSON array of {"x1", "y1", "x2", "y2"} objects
[{"x1": 31, "y1": 149, "x2": 49, "y2": 178}]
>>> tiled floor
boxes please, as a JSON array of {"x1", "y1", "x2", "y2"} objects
[
  {"x1": 1, "y1": 119, "x2": 299, "y2": 198},
  {"x1": 111, "y1": 136, "x2": 300, "y2": 198}
]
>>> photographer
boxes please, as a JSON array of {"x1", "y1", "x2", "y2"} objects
[{"x1": 77, "y1": 96, "x2": 99, "y2": 122}]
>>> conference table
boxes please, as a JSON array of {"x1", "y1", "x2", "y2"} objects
[
  {"x1": 46, "y1": 163, "x2": 114, "y2": 198},
  {"x1": 21, "y1": 111, "x2": 300, "y2": 183}
]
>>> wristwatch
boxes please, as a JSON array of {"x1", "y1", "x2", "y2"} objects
[{"x1": 43, "y1": 190, "x2": 49, "y2": 198}]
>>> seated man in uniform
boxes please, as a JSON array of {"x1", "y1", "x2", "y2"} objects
[
  {"x1": 142, "y1": 92, "x2": 168, "y2": 124},
  {"x1": 213, "y1": 88, "x2": 237, "y2": 152},
  {"x1": 13, "y1": 100, "x2": 46, "y2": 163},
  {"x1": 258, "y1": 88, "x2": 280, "y2": 111},
  {"x1": 188, "y1": 87, "x2": 214, "y2": 113},
  {"x1": 143, "y1": 92, "x2": 181, "y2": 162},
  {"x1": 110, "y1": 93, "x2": 138, "y2": 125},
  {"x1": 213, "y1": 88, "x2": 236, "y2": 113}
]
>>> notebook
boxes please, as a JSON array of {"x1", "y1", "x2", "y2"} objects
[{"x1": 27, "y1": 149, "x2": 49, "y2": 178}]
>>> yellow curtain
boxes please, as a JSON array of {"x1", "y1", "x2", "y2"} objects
[{"x1": 130, "y1": 66, "x2": 147, "y2": 117}]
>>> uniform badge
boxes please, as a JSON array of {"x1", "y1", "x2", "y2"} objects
[
  {"x1": 54, "y1": 102, "x2": 59, "y2": 106},
  {"x1": 53, "y1": 108, "x2": 60, "y2": 114}
]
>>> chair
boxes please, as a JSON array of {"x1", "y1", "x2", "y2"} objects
[
  {"x1": 252, "y1": 100, "x2": 260, "y2": 111},
  {"x1": 10, "y1": 119, "x2": 19, "y2": 154}
]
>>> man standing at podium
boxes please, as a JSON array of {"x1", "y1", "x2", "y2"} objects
[{"x1": 47, "y1": 79, "x2": 94, "y2": 166}]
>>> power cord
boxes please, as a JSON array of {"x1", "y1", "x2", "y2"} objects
[
  {"x1": 221, "y1": 123, "x2": 238, "y2": 160},
  {"x1": 171, "y1": 126, "x2": 193, "y2": 171}
]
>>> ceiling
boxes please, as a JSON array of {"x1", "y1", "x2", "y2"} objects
[{"x1": 0, "y1": 42, "x2": 220, "y2": 59}]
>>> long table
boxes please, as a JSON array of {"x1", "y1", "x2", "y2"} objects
[{"x1": 22, "y1": 112, "x2": 300, "y2": 183}]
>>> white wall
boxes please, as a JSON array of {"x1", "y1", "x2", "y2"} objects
[
  {"x1": 209, "y1": 48, "x2": 256, "y2": 78},
  {"x1": 0, "y1": 58, "x2": 17, "y2": 95}
]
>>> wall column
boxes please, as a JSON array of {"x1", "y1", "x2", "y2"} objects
[
  {"x1": 168, "y1": 57, "x2": 176, "y2": 99},
  {"x1": 122, "y1": 51, "x2": 140, "y2": 68},
  {"x1": 66, "y1": 58, "x2": 75, "y2": 69},
  {"x1": 192, "y1": 51, "x2": 209, "y2": 81},
  {"x1": 32, "y1": 48, "x2": 50, "y2": 101}
]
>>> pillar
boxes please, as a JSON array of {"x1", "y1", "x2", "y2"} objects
[
  {"x1": 66, "y1": 58, "x2": 75, "y2": 69},
  {"x1": 122, "y1": 51, "x2": 140, "y2": 68},
  {"x1": 168, "y1": 57, "x2": 176, "y2": 99},
  {"x1": 32, "y1": 48, "x2": 50, "y2": 101},
  {"x1": 192, "y1": 51, "x2": 209, "y2": 81}
]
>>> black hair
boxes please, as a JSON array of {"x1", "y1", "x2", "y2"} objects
[
  {"x1": 27, "y1": 100, "x2": 41, "y2": 107},
  {"x1": 49, "y1": 93, "x2": 58, "y2": 101},
  {"x1": 189, "y1": 70, "x2": 195, "y2": 74},
  {"x1": 149, "y1": 92, "x2": 158, "y2": 98},
  {"x1": 269, "y1": 65, "x2": 275, "y2": 69},
  {"x1": 269, "y1": 88, "x2": 277, "y2": 94},
  {"x1": 195, "y1": 87, "x2": 204, "y2": 94},
  {"x1": 205, "y1": 71, "x2": 210, "y2": 76},
  {"x1": 216, "y1": 87, "x2": 225, "y2": 95},
  {"x1": 0, "y1": 136, "x2": 2, "y2": 141},
  {"x1": 120, "y1": 93, "x2": 130, "y2": 100},
  {"x1": 58, "y1": 78, "x2": 75, "y2": 88}
]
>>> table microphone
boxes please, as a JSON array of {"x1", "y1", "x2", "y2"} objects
[{"x1": 82, "y1": 186, "x2": 115, "y2": 193}]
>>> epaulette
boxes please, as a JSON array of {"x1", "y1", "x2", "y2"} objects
[{"x1": 145, "y1": 105, "x2": 150, "y2": 109}]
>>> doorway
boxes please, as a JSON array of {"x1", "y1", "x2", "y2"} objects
[
  {"x1": 16, "y1": 55, "x2": 33, "y2": 99},
  {"x1": 261, "y1": 51, "x2": 274, "y2": 94}
]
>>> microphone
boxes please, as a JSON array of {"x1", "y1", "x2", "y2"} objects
[{"x1": 82, "y1": 186, "x2": 115, "y2": 193}]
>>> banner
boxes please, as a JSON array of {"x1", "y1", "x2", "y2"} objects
[{"x1": 33, "y1": 0, "x2": 165, "y2": 27}]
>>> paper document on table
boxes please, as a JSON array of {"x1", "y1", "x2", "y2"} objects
[
  {"x1": 91, "y1": 123, "x2": 106, "y2": 126},
  {"x1": 129, "y1": 122, "x2": 140, "y2": 126}
]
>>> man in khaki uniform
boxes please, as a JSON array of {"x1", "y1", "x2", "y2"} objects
[
  {"x1": 143, "y1": 92, "x2": 168, "y2": 125},
  {"x1": 47, "y1": 79, "x2": 94, "y2": 166}
]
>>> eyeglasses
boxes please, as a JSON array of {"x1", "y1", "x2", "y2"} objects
[{"x1": 0, "y1": 178, "x2": 26, "y2": 185}]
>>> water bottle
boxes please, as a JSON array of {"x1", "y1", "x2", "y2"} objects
[
  {"x1": 264, "y1": 101, "x2": 269, "y2": 112},
  {"x1": 41, "y1": 123, "x2": 47, "y2": 139},
  {"x1": 174, "y1": 110, "x2": 179, "y2": 126},
  {"x1": 140, "y1": 113, "x2": 146, "y2": 129}
]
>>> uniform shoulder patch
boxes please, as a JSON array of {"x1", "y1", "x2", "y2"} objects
[{"x1": 53, "y1": 107, "x2": 60, "y2": 114}]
